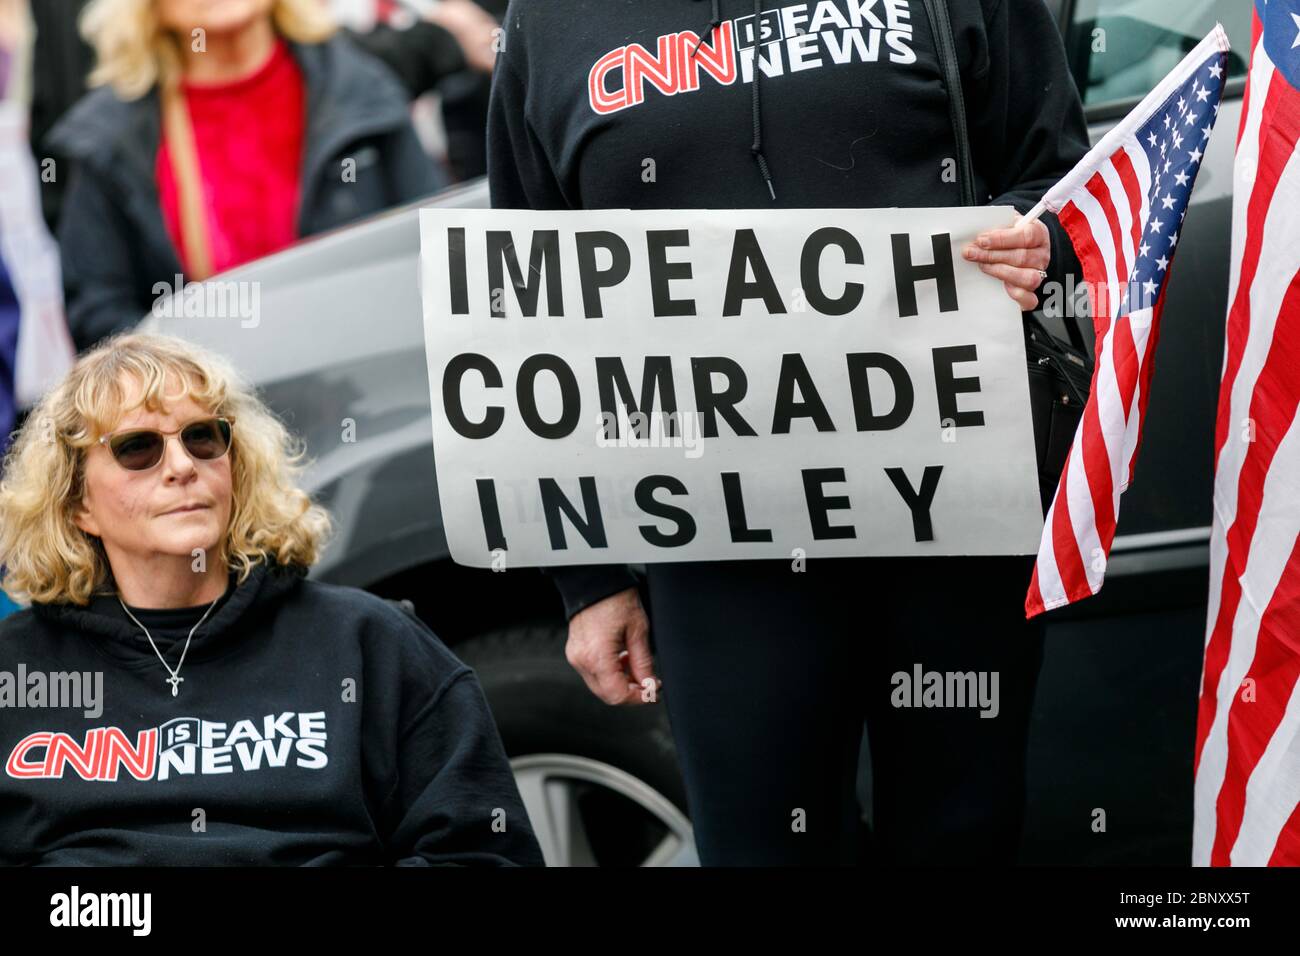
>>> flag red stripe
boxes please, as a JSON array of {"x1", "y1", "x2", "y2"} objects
[
  {"x1": 1085, "y1": 170, "x2": 1131, "y2": 294},
  {"x1": 1212, "y1": 529, "x2": 1300, "y2": 865},
  {"x1": 1107, "y1": 147, "x2": 1149, "y2": 489},
  {"x1": 1127, "y1": 296, "x2": 1169, "y2": 486},
  {"x1": 1213, "y1": 74, "x2": 1300, "y2": 464},
  {"x1": 1196, "y1": 75, "x2": 1300, "y2": 775},
  {"x1": 1079, "y1": 359, "x2": 1117, "y2": 559},
  {"x1": 1050, "y1": 447, "x2": 1092, "y2": 603},
  {"x1": 1198, "y1": 286, "x2": 1300, "y2": 781},
  {"x1": 1025, "y1": 564, "x2": 1046, "y2": 617},
  {"x1": 1267, "y1": 799, "x2": 1300, "y2": 865},
  {"x1": 1113, "y1": 317, "x2": 1140, "y2": 428},
  {"x1": 1114, "y1": 149, "x2": 1145, "y2": 282},
  {"x1": 1071, "y1": 170, "x2": 1126, "y2": 574},
  {"x1": 1204, "y1": 270, "x2": 1300, "y2": 863},
  {"x1": 1057, "y1": 201, "x2": 1113, "y2": 338}
]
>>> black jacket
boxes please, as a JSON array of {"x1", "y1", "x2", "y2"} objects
[
  {"x1": 0, "y1": 559, "x2": 544, "y2": 866},
  {"x1": 46, "y1": 35, "x2": 446, "y2": 353},
  {"x1": 487, "y1": 0, "x2": 1092, "y2": 617}
]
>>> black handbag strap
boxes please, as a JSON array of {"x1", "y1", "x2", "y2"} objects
[{"x1": 923, "y1": 0, "x2": 1090, "y2": 355}]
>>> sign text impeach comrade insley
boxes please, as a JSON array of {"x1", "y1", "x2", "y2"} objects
[{"x1": 418, "y1": 208, "x2": 1044, "y2": 567}]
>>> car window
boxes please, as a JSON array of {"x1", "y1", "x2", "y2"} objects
[{"x1": 1065, "y1": 0, "x2": 1253, "y2": 108}]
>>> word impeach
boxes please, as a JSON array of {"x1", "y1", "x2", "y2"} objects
[
  {"x1": 442, "y1": 224, "x2": 957, "y2": 319},
  {"x1": 419, "y1": 207, "x2": 1044, "y2": 566}
]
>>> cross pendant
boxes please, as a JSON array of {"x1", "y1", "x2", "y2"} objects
[{"x1": 167, "y1": 675, "x2": 184, "y2": 697}]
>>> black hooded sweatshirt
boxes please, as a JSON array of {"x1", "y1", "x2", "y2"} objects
[
  {"x1": 486, "y1": 0, "x2": 1091, "y2": 617},
  {"x1": 0, "y1": 560, "x2": 544, "y2": 866}
]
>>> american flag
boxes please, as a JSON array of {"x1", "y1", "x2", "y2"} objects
[
  {"x1": 1194, "y1": 0, "x2": 1300, "y2": 867},
  {"x1": 1022, "y1": 26, "x2": 1231, "y2": 619}
]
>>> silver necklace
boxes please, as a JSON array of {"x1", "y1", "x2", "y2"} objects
[{"x1": 118, "y1": 593, "x2": 222, "y2": 697}]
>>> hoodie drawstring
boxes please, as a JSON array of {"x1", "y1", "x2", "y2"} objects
[
  {"x1": 690, "y1": 0, "x2": 721, "y2": 57},
  {"x1": 692, "y1": 0, "x2": 775, "y2": 201}
]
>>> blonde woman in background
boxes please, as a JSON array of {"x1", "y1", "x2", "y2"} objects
[{"x1": 46, "y1": 0, "x2": 443, "y2": 353}]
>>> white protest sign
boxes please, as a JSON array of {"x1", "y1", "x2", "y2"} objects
[{"x1": 418, "y1": 207, "x2": 1043, "y2": 567}]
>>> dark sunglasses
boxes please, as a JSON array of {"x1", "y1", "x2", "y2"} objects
[{"x1": 97, "y1": 416, "x2": 234, "y2": 472}]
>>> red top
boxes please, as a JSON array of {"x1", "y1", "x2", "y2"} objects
[{"x1": 157, "y1": 38, "x2": 306, "y2": 276}]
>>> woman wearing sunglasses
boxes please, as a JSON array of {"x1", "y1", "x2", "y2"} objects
[{"x1": 0, "y1": 332, "x2": 543, "y2": 866}]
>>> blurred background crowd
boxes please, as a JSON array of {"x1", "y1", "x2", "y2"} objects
[{"x1": 0, "y1": 0, "x2": 504, "y2": 614}]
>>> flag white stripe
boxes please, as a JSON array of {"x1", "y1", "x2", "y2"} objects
[
  {"x1": 1099, "y1": 156, "x2": 1138, "y2": 293},
  {"x1": 1117, "y1": 140, "x2": 1155, "y2": 494},
  {"x1": 1033, "y1": 492, "x2": 1068, "y2": 609},
  {"x1": 1205, "y1": 41, "x2": 1275, "y2": 656},
  {"x1": 1124, "y1": 138, "x2": 1155, "y2": 260},
  {"x1": 1073, "y1": 176, "x2": 1125, "y2": 328},
  {"x1": 1194, "y1": 412, "x2": 1300, "y2": 864},
  {"x1": 1196, "y1": 44, "x2": 1275, "y2": 864},
  {"x1": 1085, "y1": 292, "x2": 1128, "y2": 576},
  {"x1": 1223, "y1": 39, "x2": 1273, "y2": 354},
  {"x1": 1194, "y1": 140, "x2": 1300, "y2": 865},
  {"x1": 1236, "y1": 645, "x2": 1300, "y2": 864},
  {"x1": 1119, "y1": 310, "x2": 1156, "y2": 495}
]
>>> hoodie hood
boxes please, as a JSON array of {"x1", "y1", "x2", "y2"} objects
[{"x1": 30, "y1": 559, "x2": 308, "y2": 669}]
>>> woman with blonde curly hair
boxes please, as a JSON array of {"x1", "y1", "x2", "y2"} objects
[
  {"x1": 0, "y1": 333, "x2": 542, "y2": 866},
  {"x1": 47, "y1": 0, "x2": 444, "y2": 352}
]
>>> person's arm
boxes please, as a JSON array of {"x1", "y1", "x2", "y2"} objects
[
  {"x1": 487, "y1": 18, "x2": 657, "y2": 707},
  {"x1": 384, "y1": 664, "x2": 545, "y2": 866},
  {"x1": 57, "y1": 163, "x2": 147, "y2": 352},
  {"x1": 485, "y1": 50, "x2": 570, "y2": 210},
  {"x1": 962, "y1": 0, "x2": 1091, "y2": 310},
  {"x1": 486, "y1": 45, "x2": 644, "y2": 624},
  {"x1": 346, "y1": 21, "x2": 467, "y2": 99}
]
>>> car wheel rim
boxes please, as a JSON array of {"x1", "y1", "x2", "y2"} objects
[{"x1": 511, "y1": 753, "x2": 697, "y2": 867}]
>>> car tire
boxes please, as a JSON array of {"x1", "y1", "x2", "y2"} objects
[{"x1": 456, "y1": 624, "x2": 695, "y2": 866}]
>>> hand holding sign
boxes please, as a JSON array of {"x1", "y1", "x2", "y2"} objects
[{"x1": 961, "y1": 213, "x2": 1052, "y2": 311}]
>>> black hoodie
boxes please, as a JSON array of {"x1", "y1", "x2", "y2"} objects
[
  {"x1": 0, "y1": 560, "x2": 544, "y2": 866},
  {"x1": 486, "y1": 0, "x2": 1091, "y2": 617}
]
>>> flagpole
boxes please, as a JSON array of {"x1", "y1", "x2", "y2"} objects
[{"x1": 1017, "y1": 200, "x2": 1049, "y2": 228}]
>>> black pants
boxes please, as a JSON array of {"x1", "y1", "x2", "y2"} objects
[{"x1": 646, "y1": 554, "x2": 1045, "y2": 866}]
